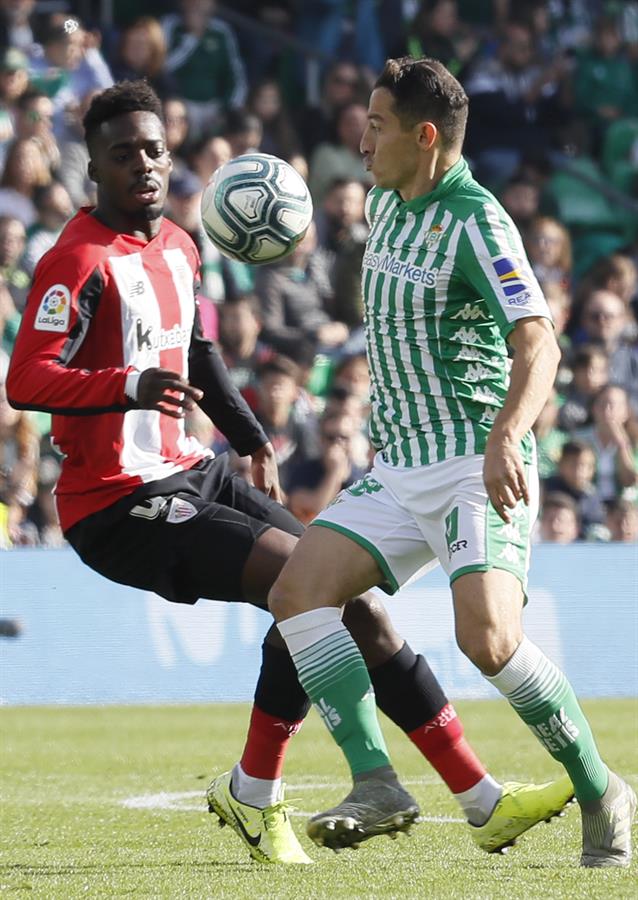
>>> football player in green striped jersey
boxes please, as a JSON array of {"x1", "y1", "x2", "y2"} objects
[{"x1": 269, "y1": 56, "x2": 635, "y2": 866}]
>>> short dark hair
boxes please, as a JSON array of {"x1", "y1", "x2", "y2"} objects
[
  {"x1": 543, "y1": 491, "x2": 579, "y2": 517},
  {"x1": 571, "y1": 344, "x2": 608, "y2": 371},
  {"x1": 221, "y1": 293, "x2": 261, "y2": 318},
  {"x1": 560, "y1": 439, "x2": 595, "y2": 461},
  {"x1": 374, "y1": 56, "x2": 468, "y2": 148},
  {"x1": 83, "y1": 80, "x2": 163, "y2": 152},
  {"x1": 256, "y1": 354, "x2": 301, "y2": 384},
  {"x1": 16, "y1": 88, "x2": 48, "y2": 112}
]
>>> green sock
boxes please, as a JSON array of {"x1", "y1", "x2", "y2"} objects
[
  {"x1": 288, "y1": 622, "x2": 390, "y2": 776},
  {"x1": 487, "y1": 637, "x2": 608, "y2": 804}
]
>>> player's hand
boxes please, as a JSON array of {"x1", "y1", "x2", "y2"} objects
[
  {"x1": 137, "y1": 368, "x2": 203, "y2": 419},
  {"x1": 483, "y1": 433, "x2": 529, "y2": 523},
  {"x1": 251, "y1": 442, "x2": 283, "y2": 504},
  {"x1": 323, "y1": 442, "x2": 351, "y2": 483}
]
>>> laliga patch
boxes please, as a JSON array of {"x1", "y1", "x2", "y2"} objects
[
  {"x1": 34, "y1": 284, "x2": 71, "y2": 332},
  {"x1": 166, "y1": 497, "x2": 198, "y2": 524}
]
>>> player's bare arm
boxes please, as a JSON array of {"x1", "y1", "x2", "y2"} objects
[{"x1": 484, "y1": 316, "x2": 560, "y2": 522}]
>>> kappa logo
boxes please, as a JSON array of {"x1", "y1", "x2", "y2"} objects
[
  {"x1": 347, "y1": 474, "x2": 383, "y2": 497},
  {"x1": 34, "y1": 283, "x2": 71, "y2": 332},
  {"x1": 166, "y1": 497, "x2": 198, "y2": 524},
  {"x1": 450, "y1": 303, "x2": 487, "y2": 321}
]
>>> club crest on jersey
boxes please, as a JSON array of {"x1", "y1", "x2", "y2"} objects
[
  {"x1": 425, "y1": 223, "x2": 444, "y2": 248},
  {"x1": 492, "y1": 257, "x2": 531, "y2": 301},
  {"x1": 34, "y1": 283, "x2": 71, "y2": 332},
  {"x1": 166, "y1": 497, "x2": 198, "y2": 524}
]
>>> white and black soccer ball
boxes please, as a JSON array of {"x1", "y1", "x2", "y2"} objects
[{"x1": 200, "y1": 153, "x2": 313, "y2": 265}]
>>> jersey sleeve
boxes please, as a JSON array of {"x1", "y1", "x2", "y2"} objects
[
  {"x1": 188, "y1": 298, "x2": 269, "y2": 457},
  {"x1": 457, "y1": 201, "x2": 553, "y2": 338},
  {"x1": 6, "y1": 250, "x2": 135, "y2": 415}
]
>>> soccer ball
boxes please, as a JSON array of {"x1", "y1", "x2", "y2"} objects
[{"x1": 200, "y1": 153, "x2": 313, "y2": 265}]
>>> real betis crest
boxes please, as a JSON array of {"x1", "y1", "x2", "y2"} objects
[{"x1": 425, "y1": 224, "x2": 444, "y2": 248}]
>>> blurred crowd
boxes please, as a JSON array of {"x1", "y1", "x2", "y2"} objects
[{"x1": 0, "y1": 0, "x2": 637, "y2": 549}]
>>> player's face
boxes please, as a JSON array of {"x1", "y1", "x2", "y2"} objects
[
  {"x1": 360, "y1": 88, "x2": 421, "y2": 192},
  {"x1": 90, "y1": 111, "x2": 171, "y2": 226}
]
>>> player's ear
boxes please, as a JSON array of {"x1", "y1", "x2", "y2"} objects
[
  {"x1": 167, "y1": 152, "x2": 173, "y2": 174},
  {"x1": 417, "y1": 121, "x2": 438, "y2": 153},
  {"x1": 88, "y1": 159, "x2": 99, "y2": 184}
]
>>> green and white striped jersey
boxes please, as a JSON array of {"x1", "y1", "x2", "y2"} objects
[{"x1": 362, "y1": 156, "x2": 551, "y2": 467}]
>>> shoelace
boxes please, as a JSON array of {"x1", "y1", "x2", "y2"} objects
[{"x1": 263, "y1": 797, "x2": 301, "y2": 831}]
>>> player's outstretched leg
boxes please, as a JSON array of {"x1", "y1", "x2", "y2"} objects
[
  {"x1": 207, "y1": 631, "x2": 313, "y2": 864},
  {"x1": 269, "y1": 528, "x2": 420, "y2": 851},
  {"x1": 276, "y1": 606, "x2": 419, "y2": 851},
  {"x1": 454, "y1": 570, "x2": 635, "y2": 868}
]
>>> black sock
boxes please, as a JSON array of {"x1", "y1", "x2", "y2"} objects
[
  {"x1": 253, "y1": 626, "x2": 312, "y2": 721},
  {"x1": 370, "y1": 642, "x2": 448, "y2": 733}
]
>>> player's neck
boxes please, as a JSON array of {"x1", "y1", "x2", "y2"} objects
[
  {"x1": 399, "y1": 152, "x2": 460, "y2": 202},
  {"x1": 91, "y1": 205, "x2": 163, "y2": 242}
]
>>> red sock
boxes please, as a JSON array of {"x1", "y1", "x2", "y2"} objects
[
  {"x1": 239, "y1": 706, "x2": 304, "y2": 780},
  {"x1": 408, "y1": 703, "x2": 486, "y2": 793}
]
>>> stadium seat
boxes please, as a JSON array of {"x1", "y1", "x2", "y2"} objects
[
  {"x1": 542, "y1": 157, "x2": 623, "y2": 231},
  {"x1": 602, "y1": 118, "x2": 638, "y2": 193}
]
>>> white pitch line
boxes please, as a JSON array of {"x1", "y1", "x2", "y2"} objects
[
  {"x1": 120, "y1": 774, "x2": 638, "y2": 816},
  {"x1": 119, "y1": 791, "x2": 465, "y2": 822}
]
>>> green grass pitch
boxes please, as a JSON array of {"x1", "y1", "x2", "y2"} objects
[{"x1": 1, "y1": 699, "x2": 636, "y2": 899}]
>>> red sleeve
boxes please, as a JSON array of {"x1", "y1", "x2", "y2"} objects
[{"x1": 6, "y1": 249, "x2": 135, "y2": 415}]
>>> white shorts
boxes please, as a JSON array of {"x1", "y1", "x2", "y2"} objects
[{"x1": 312, "y1": 453, "x2": 539, "y2": 594}]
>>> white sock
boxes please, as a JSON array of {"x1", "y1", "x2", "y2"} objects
[
  {"x1": 455, "y1": 774, "x2": 502, "y2": 826},
  {"x1": 484, "y1": 636, "x2": 545, "y2": 696},
  {"x1": 231, "y1": 762, "x2": 281, "y2": 809},
  {"x1": 277, "y1": 607, "x2": 342, "y2": 655}
]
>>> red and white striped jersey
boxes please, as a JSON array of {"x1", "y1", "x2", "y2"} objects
[{"x1": 7, "y1": 209, "x2": 267, "y2": 531}]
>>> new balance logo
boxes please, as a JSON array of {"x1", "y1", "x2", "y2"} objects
[
  {"x1": 316, "y1": 698, "x2": 342, "y2": 732},
  {"x1": 529, "y1": 707, "x2": 579, "y2": 752},
  {"x1": 129, "y1": 280, "x2": 145, "y2": 298}
]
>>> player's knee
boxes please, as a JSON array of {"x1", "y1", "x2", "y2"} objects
[
  {"x1": 267, "y1": 569, "x2": 317, "y2": 621},
  {"x1": 342, "y1": 593, "x2": 402, "y2": 668},
  {"x1": 455, "y1": 625, "x2": 519, "y2": 676}
]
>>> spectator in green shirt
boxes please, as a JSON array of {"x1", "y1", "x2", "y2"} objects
[
  {"x1": 573, "y1": 15, "x2": 638, "y2": 150},
  {"x1": 162, "y1": 0, "x2": 247, "y2": 138}
]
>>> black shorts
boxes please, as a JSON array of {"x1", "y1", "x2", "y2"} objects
[{"x1": 65, "y1": 455, "x2": 304, "y2": 606}]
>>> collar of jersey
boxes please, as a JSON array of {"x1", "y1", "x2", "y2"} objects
[{"x1": 396, "y1": 156, "x2": 472, "y2": 214}]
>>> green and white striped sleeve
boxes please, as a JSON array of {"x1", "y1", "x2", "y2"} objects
[{"x1": 458, "y1": 201, "x2": 552, "y2": 338}]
